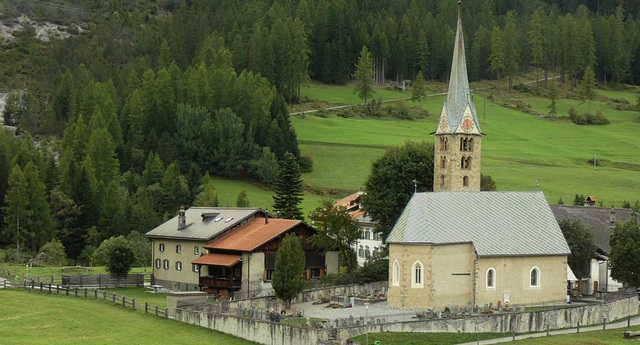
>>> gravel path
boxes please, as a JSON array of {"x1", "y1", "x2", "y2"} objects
[{"x1": 296, "y1": 300, "x2": 419, "y2": 322}]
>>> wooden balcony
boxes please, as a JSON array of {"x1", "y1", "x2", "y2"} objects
[{"x1": 199, "y1": 277, "x2": 241, "y2": 289}]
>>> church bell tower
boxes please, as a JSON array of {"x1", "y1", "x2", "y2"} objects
[{"x1": 433, "y1": 1, "x2": 482, "y2": 192}]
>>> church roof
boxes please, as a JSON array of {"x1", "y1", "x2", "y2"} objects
[
  {"x1": 440, "y1": 2, "x2": 481, "y2": 134},
  {"x1": 386, "y1": 191, "x2": 570, "y2": 257}
]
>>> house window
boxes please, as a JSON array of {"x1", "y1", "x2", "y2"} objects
[
  {"x1": 163, "y1": 259, "x2": 169, "y2": 270},
  {"x1": 411, "y1": 261, "x2": 424, "y2": 288},
  {"x1": 194, "y1": 246, "x2": 199, "y2": 255},
  {"x1": 159, "y1": 243, "x2": 165, "y2": 252},
  {"x1": 392, "y1": 260, "x2": 400, "y2": 286},
  {"x1": 176, "y1": 261, "x2": 182, "y2": 271},
  {"x1": 192, "y1": 264, "x2": 199, "y2": 273},
  {"x1": 530, "y1": 267, "x2": 540, "y2": 287},
  {"x1": 373, "y1": 232, "x2": 379, "y2": 241},
  {"x1": 155, "y1": 259, "x2": 161, "y2": 269},
  {"x1": 487, "y1": 268, "x2": 495, "y2": 289},
  {"x1": 176, "y1": 245, "x2": 181, "y2": 254},
  {"x1": 358, "y1": 245, "x2": 364, "y2": 257},
  {"x1": 365, "y1": 246, "x2": 371, "y2": 259},
  {"x1": 364, "y1": 231, "x2": 370, "y2": 240},
  {"x1": 463, "y1": 176, "x2": 469, "y2": 186},
  {"x1": 264, "y1": 270, "x2": 274, "y2": 281}
]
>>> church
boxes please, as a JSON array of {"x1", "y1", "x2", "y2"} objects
[{"x1": 386, "y1": 3, "x2": 570, "y2": 310}]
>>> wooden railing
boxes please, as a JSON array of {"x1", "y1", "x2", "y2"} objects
[
  {"x1": 4, "y1": 280, "x2": 168, "y2": 318},
  {"x1": 199, "y1": 277, "x2": 241, "y2": 288}
]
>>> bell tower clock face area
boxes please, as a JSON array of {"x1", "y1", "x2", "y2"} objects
[{"x1": 433, "y1": 1, "x2": 482, "y2": 192}]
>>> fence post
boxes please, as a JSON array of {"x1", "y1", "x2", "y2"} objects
[
  {"x1": 155, "y1": 305, "x2": 159, "y2": 316},
  {"x1": 66, "y1": 286, "x2": 69, "y2": 296},
  {"x1": 94, "y1": 289, "x2": 98, "y2": 299},
  {"x1": 84, "y1": 288, "x2": 87, "y2": 298},
  {"x1": 603, "y1": 317, "x2": 606, "y2": 330},
  {"x1": 48, "y1": 283, "x2": 51, "y2": 293},
  {"x1": 132, "y1": 298, "x2": 135, "y2": 310},
  {"x1": 113, "y1": 292, "x2": 116, "y2": 303},
  {"x1": 103, "y1": 290, "x2": 107, "y2": 300},
  {"x1": 40, "y1": 282, "x2": 43, "y2": 291},
  {"x1": 145, "y1": 302, "x2": 148, "y2": 314},
  {"x1": 165, "y1": 307, "x2": 168, "y2": 319},
  {"x1": 577, "y1": 321, "x2": 580, "y2": 333},
  {"x1": 122, "y1": 296, "x2": 126, "y2": 307}
]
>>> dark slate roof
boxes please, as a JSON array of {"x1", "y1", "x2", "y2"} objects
[
  {"x1": 145, "y1": 207, "x2": 265, "y2": 241},
  {"x1": 549, "y1": 205, "x2": 640, "y2": 254},
  {"x1": 442, "y1": 3, "x2": 481, "y2": 134},
  {"x1": 387, "y1": 191, "x2": 570, "y2": 257}
]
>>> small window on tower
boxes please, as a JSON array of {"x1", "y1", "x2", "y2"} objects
[
  {"x1": 463, "y1": 176, "x2": 469, "y2": 186},
  {"x1": 440, "y1": 175, "x2": 445, "y2": 187},
  {"x1": 441, "y1": 156, "x2": 446, "y2": 168}
]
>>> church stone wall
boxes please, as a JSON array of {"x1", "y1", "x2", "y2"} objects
[
  {"x1": 476, "y1": 255, "x2": 568, "y2": 307},
  {"x1": 388, "y1": 243, "x2": 475, "y2": 309},
  {"x1": 389, "y1": 243, "x2": 568, "y2": 310}
]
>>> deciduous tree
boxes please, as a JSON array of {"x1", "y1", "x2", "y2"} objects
[
  {"x1": 309, "y1": 199, "x2": 360, "y2": 273},
  {"x1": 362, "y1": 141, "x2": 434, "y2": 241},
  {"x1": 559, "y1": 219, "x2": 596, "y2": 279},
  {"x1": 609, "y1": 218, "x2": 640, "y2": 288}
]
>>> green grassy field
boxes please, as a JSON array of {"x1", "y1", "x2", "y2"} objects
[
  {"x1": 0, "y1": 264, "x2": 151, "y2": 281},
  {"x1": 292, "y1": 83, "x2": 640, "y2": 207},
  {"x1": 0, "y1": 289, "x2": 256, "y2": 345},
  {"x1": 210, "y1": 178, "x2": 325, "y2": 217},
  {"x1": 103, "y1": 287, "x2": 166, "y2": 307}
]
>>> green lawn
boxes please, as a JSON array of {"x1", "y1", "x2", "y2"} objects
[
  {"x1": 211, "y1": 178, "x2": 325, "y2": 217},
  {"x1": 0, "y1": 264, "x2": 151, "y2": 282},
  {"x1": 0, "y1": 289, "x2": 256, "y2": 345},
  {"x1": 301, "y1": 82, "x2": 412, "y2": 105},
  {"x1": 103, "y1": 286, "x2": 166, "y2": 307},
  {"x1": 292, "y1": 84, "x2": 640, "y2": 207}
]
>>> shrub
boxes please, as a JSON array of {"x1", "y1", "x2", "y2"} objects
[{"x1": 38, "y1": 239, "x2": 67, "y2": 266}]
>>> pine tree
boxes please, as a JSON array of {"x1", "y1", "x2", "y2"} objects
[
  {"x1": 272, "y1": 152, "x2": 304, "y2": 220},
  {"x1": 412, "y1": 71, "x2": 427, "y2": 107},
  {"x1": 579, "y1": 66, "x2": 597, "y2": 115},
  {"x1": 489, "y1": 27, "x2": 506, "y2": 81},
  {"x1": 547, "y1": 80, "x2": 559, "y2": 116},
  {"x1": 272, "y1": 233, "x2": 306, "y2": 306},
  {"x1": 353, "y1": 46, "x2": 375, "y2": 105},
  {"x1": 236, "y1": 190, "x2": 250, "y2": 207}
]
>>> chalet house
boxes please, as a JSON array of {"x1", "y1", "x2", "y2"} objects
[
  {"x1": 145, "y1": 207, "x2": 269, "y2": 291},
  {"x1": 334, "y1": 192, "x2": 381, "y2": 266},
  {"x1": 145, "y1": 206, "x2": 338, "y2": 296},
  {"x1": 550, "y1": 204, "x2": 640, "y2": 294},
  {"x1": 387, "y1": 3, "x2": 570, "y2": 310},
  {"x1": 195, "y1": 217, "x2": 338, "y2": 298}
]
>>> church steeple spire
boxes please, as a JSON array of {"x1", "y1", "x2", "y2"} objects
[{"x1": 433, "y1": 1, "x2": 482, "y2": 192}]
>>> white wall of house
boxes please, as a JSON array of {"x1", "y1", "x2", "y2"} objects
[{"x1": 353, "y1": 223, "x2": 383, "y2": 266}]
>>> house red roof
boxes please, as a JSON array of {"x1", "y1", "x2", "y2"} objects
[
  {"x1": 192, "y1": 253, "x2": 242, "y2": 266},
  {"x1": 334, "y1": 192, "x2": 362, "y2": 212},
  {"x1": 204, "y1": 218, "x2": 302, "y2": 252}
]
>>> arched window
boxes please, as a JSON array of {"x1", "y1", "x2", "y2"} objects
[
  {"x1": 486, "y1": 268, "x2": 495, "y2": 289},
  {"x1": 461, "y1": 157, "x2": 466, "y2": 168},
  {"x1": 460, "y1": 138, "x2": 464, "y2": 150},
  {"x1": 530, "y1": 267, "x2": 540, "y2": 287},
  {"x1": 155, "y1": 259, "x2": 161, "y2": 269},
  {"x1": 466, "y1": 157, "x2": 472, "y2": 169},
  {"x1": 440, "y1": 175, "x2": 445, "y2": 187},
  {"x1": 411, "y1": 261, "x2": 424, "y2": 288},
  {"x1": 392, "y1": 260, "x2": 400, "y2": 286},
  {"x1": 463, "y1": 176, "x2": 469, "y2": 186},
  {"x1": 468, "y1": 138, "x2": 473, "y2": 151},
  {"x1": 441, "y1": 156, "x2": 446, "y2": 168}
]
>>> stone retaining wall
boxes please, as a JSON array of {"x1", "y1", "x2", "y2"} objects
[{"x1": 338, "y1": 296, "x2": 639, "y2": 344}]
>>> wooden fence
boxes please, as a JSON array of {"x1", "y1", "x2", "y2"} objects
[
  {"x1": 17, "y1": 273, "x2": 147, "y2": 287},
  {"x1": 1, "y1": 280, "x2": 168, "y2": 319}
]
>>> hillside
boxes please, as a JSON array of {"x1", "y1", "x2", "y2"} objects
[{"x1": 293, "y1": 82, "x2": 640, "y2": 208}]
